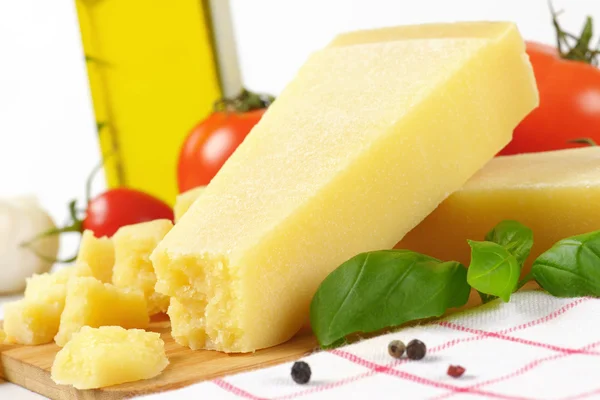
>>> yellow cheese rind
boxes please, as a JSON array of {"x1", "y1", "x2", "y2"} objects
[
  {"x1": 112, "y1": 220, "x2": 173, "y2": 315},
  {"x1": 152, "y1": 22, "x2": 538, "y2": 352},
  {"x1": 397, "y1": 147, "x2": 600, "y2": 275},
  {"x1": 54, "y1": 277, "x2": 149, "y2": 347},
  {"x1": 328, "y1": 21, "x2": 516, "y2": 47},
  {"x1": 51, "y1": 326, "x2": 168, "y2": 389},
  {"x1": 174, "y1": 187, "x2": 205, "y2": 223},
  {"x1": 3, "y1": 300, "x2": 63, "y2": 345},
  {"x1": 76, "y1": 230, "x2": 115, "y2": 283}
]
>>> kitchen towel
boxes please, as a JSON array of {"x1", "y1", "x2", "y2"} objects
[{"x1": 140, "y1": 291, "x2": 599, "y2": 399}]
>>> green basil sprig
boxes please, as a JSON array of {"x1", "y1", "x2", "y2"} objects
[
  {"x1": 467, "y1": 221, "x2": 533, "y2": 303},
  {"x1": 485, "y1": 220, "x2": 534, "y2": 266},
  {"x1": 530, "y1": 230, "x2": 600, "y2": 297},
  {"x1": 467, "y1": 241, "x2": 520, "y2": 302},
  {"x1": 309, "y1": 250, "x2": 470, "y2": 348},
  {"x1": 310, "y1": 220, "x2": 600, "y2": 349}
]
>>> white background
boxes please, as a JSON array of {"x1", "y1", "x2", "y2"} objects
[
  {"x1": 0, "y1": 0, "x2": 600, "y2": 255},
  {"x1": 230, "y1": 0, "x2": 600, "y2": 94},
  {"x1": 0, "y1": 0, "x2": 599, "y2": 258},
  {"x1": 0, "y1": 2, "x2": 101, "y2": 260},
  {"x1": 0, "y1": 1, "x2": 599, "y2": 397}
]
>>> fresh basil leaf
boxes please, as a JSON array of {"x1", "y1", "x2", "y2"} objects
[
  {"x1": 531, "y1": 230, "x2": 600, "y2": 297},
  {"x1": 485, "y1": 220, "x2": 533, "y2": 266},
  {"x1": 309, "y1": 250, "x2": 470, "y2": 348},
  {"x1": 467, "y1": 240, "x2": 520, "y2": 302}
]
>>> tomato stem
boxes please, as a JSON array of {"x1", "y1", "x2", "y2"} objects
[
  {"x1": 19, "y1": 199, "x2": 83, "y2": 264},
  {"x1": 22, "y1": 245, "x2": 78, "y2": 264},
  {"x1": 85, "y1": 153, "x2": 115, "y2": 204},
  {"x1": 21, "y1": 156, "x2": 118, "y2": 262},
  {"x1": 568, "y1": 138, "x2": 598, "y2": 146},
  {"x1": 20, "y1": 200, "x2": 84, "y2": 250},
  {"x1": 85, "y1": 54, "x2": 111, "y2": 67},
  {"x1": 213, "y1": 88, "x2": 275, "y2": 113},
  {"x1": 549, "y1": 0, "x2": 600, "y2": 65}
]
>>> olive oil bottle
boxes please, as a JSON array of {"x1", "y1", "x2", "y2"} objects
[{"x1": 74, "y1": 0, "x2": 222, "y2": 205}]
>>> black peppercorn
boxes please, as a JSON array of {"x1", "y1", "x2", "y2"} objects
[
  {"x1": 387, "y1": 340, "x2": 406, "y2": 359},
  {"x1": 291, "y1": 361, "x2": 311, "y2": 384},
  {"x1": 406, "y1": 339, "x2": 426, "y2": 360}
]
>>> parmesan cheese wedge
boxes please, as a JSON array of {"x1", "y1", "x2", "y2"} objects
[
  {"x1": 151, "y1": 22, "x2": 538, "y2": 352},
  {"x1": 397, "y1": 147, "x2": 600, "y2": 275}
]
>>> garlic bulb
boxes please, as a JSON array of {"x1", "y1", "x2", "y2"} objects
[{"x1": 0, "y1": 196, "x2": 60, "y2": 293}]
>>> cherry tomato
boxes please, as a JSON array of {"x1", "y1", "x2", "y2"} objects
[
  {"x1": 177, "y1": 109, "x2": 266, "y2": 192},
  {"x1": 83, "y1": 188, "x2": 174, "y2": 237},
  {"x1": 499, "y1": 41, "x2": 600, "y2": 155}
]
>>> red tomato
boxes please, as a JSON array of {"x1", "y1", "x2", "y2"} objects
[
  {"x1": 83, "y1": 188, "x2": 174, "y2": 237},
  {"x1": 177, "y1": 110, "x2": 266, "y2": 192},
  {"x1": 499, "y1": 41, "x2": 600, "y2": 155}
]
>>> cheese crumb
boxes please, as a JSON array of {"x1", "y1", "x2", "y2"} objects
[
  {"x1": 54, "y1": 276, "x2": 148, "y2": 346},
  {"x1": 51, "y1": 326, "x2": 168, "y2": 389},
  {"x1": 4, "y1": 300, "x2": 63, "y2": 345},
  {"x1": 112, "y1": 220, "x2": 173, "y2": 315},
  {"x1": 3, "y1": 264, "x2": 92, "y2": 345},
  {"x1": 173, "y1": 186, "x2": 204, "y2": 223},
  {"x1": 76, "y1": 230, "x2": 115, "y2": 283}
]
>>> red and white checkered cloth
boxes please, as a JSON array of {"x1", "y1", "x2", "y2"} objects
[{"x1": 140, "y1": 291, "x2": 599, "y2": 400}]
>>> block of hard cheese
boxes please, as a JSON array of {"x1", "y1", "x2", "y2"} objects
[
  {"x1": 151, "y1": 22, "x2": 538, "y2": 352},
  {"x1": 397, "y1": 147, "x2": 600, "y2": 275}
]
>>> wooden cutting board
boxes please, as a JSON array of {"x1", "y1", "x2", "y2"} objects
[
  {"x1": 0, "y1": 317, "x2": 317, "y2": 400},
  {"x1": 0, "y1": 284, "x2": 539, "y2": 399}
]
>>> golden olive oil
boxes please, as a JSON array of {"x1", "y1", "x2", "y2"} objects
[{"x1": 75, "y1": 0, "x2": 222, "y2": 205}]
